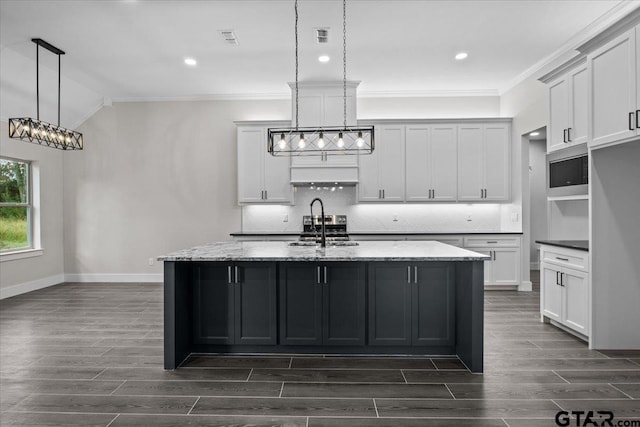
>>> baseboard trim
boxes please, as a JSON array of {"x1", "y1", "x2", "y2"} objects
[
  {"x1": 485, "y1": 284, "x2": 518, "y2": 291},
  {"x1": 64, "y1": 273, "x2": 163, "y2": 283},
  {"x1": 518, "y1": 280, "x2": 533, "y2": 292},
  {"x1": 0, "y1": 274, "x2": 65, "y2": 300}
]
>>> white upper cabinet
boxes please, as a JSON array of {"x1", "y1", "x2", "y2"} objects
[
  {"x1": 237, "y1": 125, "x2": 292, "y2": 204},
  {"x1": 457, "y1": 123, "x2": 510, "y2": 202},
  {"x1": 588, "y1": 26, "x2": 638, "y2": 149},
  {"x1": 547, "y1": 62, "x2": 588, "y2": 152},
  {"x1": 358, "y1": 125, "x2": 405, "y2": 202},
  {"x1": 405, "y1": 125, "x2": 457, "y2": 202},
  {"x1": 290, "y1": 82, "x2": 359, "y2": 168}
]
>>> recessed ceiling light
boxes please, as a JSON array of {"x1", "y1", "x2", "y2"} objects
[
  {"x1": 455, "y1": 52, "x2": 468, "y2": 60},
  {"x1": 530, "y1": 132, "x2": 540, "y2": 136},
  {"x1": 184, "y1": 58, "x2": 197, "y2": 66},
  {"x1": 318, "y1": 55, "x2": 330, "y2": 63}
]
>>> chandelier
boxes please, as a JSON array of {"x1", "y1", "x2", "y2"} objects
[
  {"x1": 8, "y1": 38, "x2": 83, "y2": 150},
  {"x1": 267, "y1": 0, "x2": 374, "y2": 156}
]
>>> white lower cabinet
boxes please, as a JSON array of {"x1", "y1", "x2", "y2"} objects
[
  {"x1": 464, "y1": 236, "x2": 522, "y2": 288},
  {"x1": 540, "y1": 245, "x2": 589, "y2": 338}
]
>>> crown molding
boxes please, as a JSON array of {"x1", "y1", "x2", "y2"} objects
[
  {"x1": 112, "y1": 92, "x2": 291, "y2": 103},
  {"x1": 357, "y1": 89, "x2": 499, "y2": 98},
  {"x1": 499, "y1": 0, "x2": 640, "y2": 95},
  {"x1": 538, "y1": 55, "x2": 587, "y2": 84}
]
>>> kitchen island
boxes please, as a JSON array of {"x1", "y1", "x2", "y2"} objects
[{"x1": 159, "y1": 241, "x2": 489, "y2": 372}]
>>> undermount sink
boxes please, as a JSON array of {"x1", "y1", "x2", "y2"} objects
[{"x1": 288, "y1": 241, "x2": 359, "y2": 247}]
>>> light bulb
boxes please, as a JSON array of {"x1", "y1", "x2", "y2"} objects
[
  {"x1": 337, "y1": 132, "x2": 344, "y2": 148},
  {"x1": 356, "y1": 131, "x2": 364, "y2": 147},
  {"x1": 278, "y1": 133, "x2": 286, "y2": 149},
  {"x1": 317, "y1": 132, "x2": 325, "y2": 148},
  {"x1": 298, "y1": 133, "x2": 305, "y2": 148}
]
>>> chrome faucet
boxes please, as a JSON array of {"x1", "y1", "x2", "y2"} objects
[{"x1": 310, "y1": 198, "x2": 326, "y2": 248}]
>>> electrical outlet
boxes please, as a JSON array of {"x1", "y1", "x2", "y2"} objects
[
  {"x1": 466, "y1": 215, "x2": 472, "y2": 222},
  {"x1": 283, "y1": 215, "x2": 288, "y2": 222},
  {"x1": 148, "y1": 258, "x2": 154, "y2": 266},
  {"x1": 392, "y1": 214, "x2": 399, "y2": 222}
]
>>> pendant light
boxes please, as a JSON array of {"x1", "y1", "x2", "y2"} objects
[
  {"x1": 267, "y1": 0, "x2": 374, "y2": 156},
  {"x1": 8, "y1": 38, "x2": 83, "y2": 150}
]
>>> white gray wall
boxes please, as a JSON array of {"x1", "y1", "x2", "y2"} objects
[
  {"x1": 0, "y1": 121, "x2": 65, "y2": 296},
  {"x1": 62, "y1": 99, "x2": 290, "y2": 280},
  {"x1": 500, "y1": 78, "x2": 549, "y2": 288},
  {"x1": 590, "y1": 140, "x2": 640, "y2": 349},
  {"x1": 529, "y1": 138, "x2": 547, "y2": 269}
]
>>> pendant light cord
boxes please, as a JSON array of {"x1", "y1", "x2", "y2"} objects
[
  {"x1": 36, "y1": 43, "x2": 40, "y2": 121},
  {"x1": 295, "y1": 0, "x2": 299, "y2": 131},
  {"x1": 343, "y1": 0, "x2": 347, "y2": 129}
]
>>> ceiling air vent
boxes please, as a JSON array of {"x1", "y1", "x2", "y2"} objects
[
  {"x1": 218, "y1": 29, "x2": 239, "y2": 45},
  {"x1": 315, "y1": 28, "x2": 329, "y2": 44}
]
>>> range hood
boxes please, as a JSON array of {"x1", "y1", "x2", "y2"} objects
[{"x1": 290, "y1": 165, "x2": 359, "y2": 184}]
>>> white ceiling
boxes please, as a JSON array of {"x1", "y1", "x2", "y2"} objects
[{"x1": 1, "y1": 0, "x2": 638, "y2": 127}]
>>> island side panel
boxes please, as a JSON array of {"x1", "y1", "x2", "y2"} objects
[
  {"x1": 455, "y1": 260, "x2": 484, "y2": 373},
  {"x1": 164, "y1": 261, "x2": 192, "y2": 369}
]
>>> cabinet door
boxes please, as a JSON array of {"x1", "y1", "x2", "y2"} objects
[
  {"x1": 471, "y1": 248, "x2": 492, "y2": 284},
  {"x1": 563, "y1": 269, "x2": 589, "y2": 335},
  {"x1": 548, "y1": 77, "x2": 570, "y2": 152},
  {"x1": 457, "y1": 125, "x2": 484, "y2": 201},
  {"x1": 279, "y1": 263, "x2": 323, "y2": 345},
  {"x1": 589, "y1": 28, "x2": 637, "y2": 148},
  {"x1": 193, "y1": 264, "x2": 234, "y2": 344},
  {"x1": 237, "y1": 128, "x2": 265, "y2": 203},
  {"x1": 412, "y1": 263, "x2": 455, "y2": 346},
  {"x1": 234, "y1": 263, "x2": 277, "y2": 345},
  {"x1": 569, "y1": 65, "x2": 588, "y2": 145},
  {"x1": 430, "y1": 125, "x2": 458, "y2": 201},
  {"x1": 490, "y1": 247, "x2": 520, "y2": 286},
  {"x1": 322, "y1": 263, "x2": 366, "y2": 346},
  {"x1": 263, "y1": 153, "x2": 292, "y2": 203},
  {"x1": 357, "y1": 144, "x2": 381, "y2": 202},
  {"x1": 541, "y1": 265, "x2": 562, "y2": 322},
  {"x1": 483, "y1": 125, "x2": 510, "y2": 201},
  {"x1": 405, "y1": 126, "x2": 431, "y2": 202},
  {"x1": 378, "y1": 126, "x2": 405, "y2": 201},
  {"x1": 368, "y1": 263, "x2": 412, "y2": 346}
]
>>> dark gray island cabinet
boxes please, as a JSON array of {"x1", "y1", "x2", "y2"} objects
[{"x1": 160, "y1": 241, "x2": 488, "y2": 373}]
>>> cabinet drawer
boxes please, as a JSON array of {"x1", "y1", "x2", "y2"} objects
[
  {"x1": 464, "y1": 236, "x2": 520, "y2": 248},
  {"x1": 541, "y1": 247, "x2": 588, "y2": 271}
]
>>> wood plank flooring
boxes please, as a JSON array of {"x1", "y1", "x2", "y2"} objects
[{"x1": 1, "y1": 274, "x2": 639, "y2": 426}]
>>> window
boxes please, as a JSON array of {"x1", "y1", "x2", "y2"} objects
[{"x1": 0, "y1": 157, "x2": 31, "y2": 252}]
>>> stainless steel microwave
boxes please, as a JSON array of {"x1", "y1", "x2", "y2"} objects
[{"x1": 547, "y1": 144, "x2": 588, "y2": 197}]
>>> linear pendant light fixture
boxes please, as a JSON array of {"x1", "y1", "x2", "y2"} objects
[
  {"x1": 8, "y1": 38, "x2": 83, "y2": 150},
  {"x1": 267, "y1": 0, "x2": 374, "y2": 156}
]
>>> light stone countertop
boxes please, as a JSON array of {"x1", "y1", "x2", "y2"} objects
[{"x1": 158, "y1": 240, "x2": 491, "y2": 262}]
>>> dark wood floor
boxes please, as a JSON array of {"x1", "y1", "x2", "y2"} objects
[{"x1": 1, "y1": 272, "x2": 638, "y2": 426}]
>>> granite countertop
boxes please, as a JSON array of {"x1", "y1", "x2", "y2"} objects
[
  {"x1": 230, "y1": 231, "x2": 523, "y2": 236},
  {"x1": 535, "y1": 240, "x2": 589, "y2": 251},
  {"x1": 158, "y1": 241, "x2": 490, "y2": 262}
]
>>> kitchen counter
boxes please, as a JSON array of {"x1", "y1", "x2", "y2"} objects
[
  {"x1": 535, "y1": 240, "x2": 589, "y2": 251},
  {"x1": 161, "y1": 240, "x2": 485, "y2": 373},
  {"x1": 230, "y1": 231, "x2": 523, "y2": 237},
  {"x1": 158, "y1": 240, "x2": 490, "y2": 262}
]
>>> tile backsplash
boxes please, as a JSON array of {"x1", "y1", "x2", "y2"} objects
[{"x1": 241, "y1": 186, "x2": 518, "y2": 233}]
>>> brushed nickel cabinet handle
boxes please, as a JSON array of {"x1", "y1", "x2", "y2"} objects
[
  {"x1": 317, "y1": 266, "x2": 321, "y2": 284},
  {"x1": 228, "y1": 266, "x2": 233, "y2": 284},
  {"x1": 555, "y1": 257, "x2": 569, "y2": 261},
  {"x1": 630, "y1": 112, "x2": 635, "y2": 131},
  {"x1": 414, "y1": 266, "x2": 418, "y2": 284},
  {"x1": 234, "y1": 266, "x2": 239, "y2": 283},
  {"x1": 407, "y1": 266, "x2": 411, "y2": 283},
  {"x1": 324, "y1": 266, "x2": 327, "y2": 284}
]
